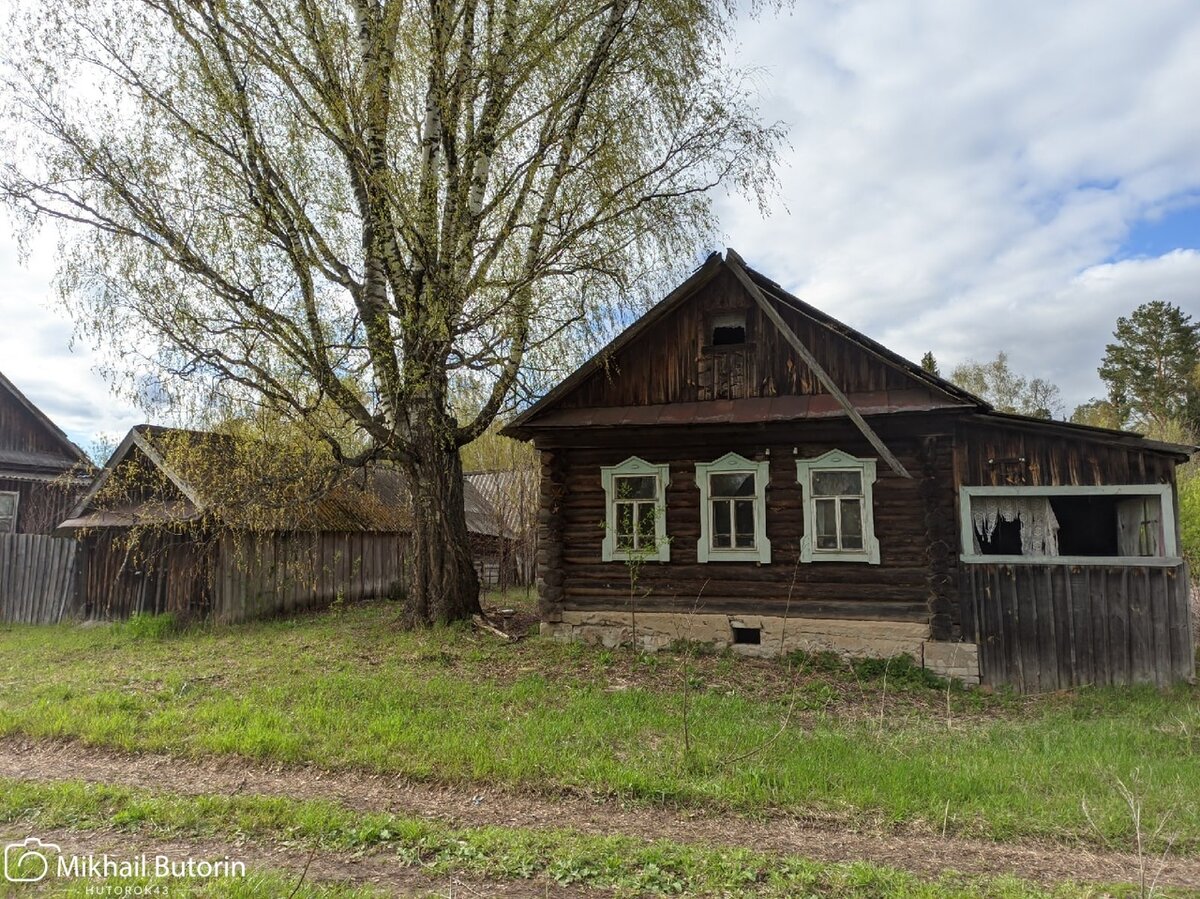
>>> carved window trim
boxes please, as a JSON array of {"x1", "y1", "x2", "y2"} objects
[
  {"x1": 601, "y1": 457, "x2": 671, "y2": 562},
  {"x1": 796, "y1": 449, "x2": 880, "y2": 564},
  {"x1": 696, "y1": 452, "x2": 771, "y2": 563}
]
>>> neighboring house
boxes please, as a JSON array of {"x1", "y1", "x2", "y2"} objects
[
  {"x1": 504, "y1": 250, "x2": 1196, "y2": 691},
  {"x1": 466, "y1": 468, "x2": 538, "y2": 589},
  {"x1": 0, "y1": 370, "x2": 91, "y2": 534},
  {"x1": 56, "y1": 425, "x2": 507, "y2": 623}
]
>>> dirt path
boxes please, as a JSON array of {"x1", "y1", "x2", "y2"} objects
[
  {"x1": 1, "y1": 736, "x2": 1197, "y2": 891},
  {"x1": 0, "y1": 824, "x2": 609, "y2": 897}
]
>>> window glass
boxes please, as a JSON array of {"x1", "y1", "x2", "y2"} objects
[
  {"x1": 636, "y1": 503, "x2": 656, "y2": 544},
  {"x1": 815, "y1": 498, "x2": 838, "y2": 549},
  {"x1": 711, "y1": 472, "x2": 755, "y2": 497},
  {"x1": 0, "y1": 493, "x2": 15, "y2": 534},
  {"x1": 713, "y1": 501, "x2": 732, "y2": 548},
  {"x1": 812, "y1": 470, "x2": 861, "y2": 496},
  {"x1": 840, "y1": 499, "x2": 863, "y2": 549},
  {"x1": 734, "y1": 499, "x2": 755, "y2": 548},
  {"x1": 615, "y1": 503, "x2": 635, "y2": 549},
  {"x1": 615, "y1": 475, "x2": 656, "y2": 500}
]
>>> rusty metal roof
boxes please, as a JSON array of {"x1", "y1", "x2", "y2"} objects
[{"x1": 523, "y1": 391, "x2": 961, "y2": 429}]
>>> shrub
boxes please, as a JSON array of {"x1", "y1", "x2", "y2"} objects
[{"x1": 119, "y1": 613, "x2": 180, "y2": 640}]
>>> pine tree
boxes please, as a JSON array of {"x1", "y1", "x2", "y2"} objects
[{"x1": 1098, "y1": 302, "x2": 1200, "y2": 433}]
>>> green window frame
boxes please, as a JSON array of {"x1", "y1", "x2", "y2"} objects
[
  {"x1": 601, "y1": 457, "x2": 670, "y2": 562},
  {"x1": 796, "y1": 450, "x2": 880, "y2": 564},
  {"x1": 695, "y1": 452, "x2": 771, "y2": 563}
]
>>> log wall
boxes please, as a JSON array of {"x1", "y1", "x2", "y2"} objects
[{"x1": 540, "y1": 419, "x2": 957, "y2": 628}]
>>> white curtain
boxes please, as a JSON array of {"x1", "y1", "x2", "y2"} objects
[{"x1": 972, "y1": 497, "x2": 1060, "y2": 556}]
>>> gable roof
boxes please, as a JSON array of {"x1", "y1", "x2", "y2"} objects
[
  {"x1": 502, "y1": 250, "x2": 1196, "y2": 460},
  {"x1": 0, "y1": 370, "x2": 92, "y2": 474},
  {"x1": 58, "y1": 425, "x2": 508, "y2": 536},
  {"x1": 503, "y1": 250, "x2": 984, "y2": 439}
]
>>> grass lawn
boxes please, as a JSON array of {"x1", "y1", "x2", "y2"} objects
[
  {"x1": 0, "y1": 599, "x2": 1197, "y2": 854},
  {"x1": 0, "y1": 778, "x2": 1151, "y2": 898}
]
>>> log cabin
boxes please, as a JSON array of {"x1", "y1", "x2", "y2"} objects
[
  {"x1": 504, "y1": 250, "x2": 1197, "y2": 690},
  {"x1": 0, "y1": 370, "x2": 91, "y2": 534},
  {"x1": 56, "y1": 425, "x2": 510, "y2": 623}
]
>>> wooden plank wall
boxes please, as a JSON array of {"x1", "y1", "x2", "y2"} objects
[
  {"x1": 957, "y1": 421, "x2": 1177, "y2": 487},
  {"x1": 213, "y1": 531, "x2": 408, "y2": 624},
  {"x1": 74, "y1": 529, "x2": 408, "y2": 624},
  {"x1": 559, "y1": 267, "x2": 951, "y2": 409},
  {"x1": 0, "y1": 533, "x2": 78, "y2": 624},
  {"x1": 0, "y1": 477, "x2": 83, "y2": 535},
  {"x1": 967, "y1": 563, "x2": 1195, "y2": 691}
]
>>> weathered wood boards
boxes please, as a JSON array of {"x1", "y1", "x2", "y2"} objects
[
  {"x1": 75, "y1": 530, "x2": 408, "y2": 624},
  {"x1": 969, "y1": 563, "x2": 1194, "y2": 690},
  {"x1": 0, "y1": 533, "x2": 79, "y2": 624}
]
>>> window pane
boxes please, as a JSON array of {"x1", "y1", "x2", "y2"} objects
[
  {"x1": 0, "y1": 494, "x2": 14, "y2": 515},
  {"x1": 0, "y1": 517, "x2": 13, "y2": 535},
  {"x1": 815, "y1": 498, "x2": 838, "y2": 549},
  {"x1": 734, "y1": 499, "x2": 755, "y2": 547},
  {"x1": 616, "y1": 502, "x2": 634, "y2": 549},
  {"x1": 636, "y1": 502, "x2": 656, "y2": 547},
  {"x1": 713, "y1": 500, "x2": 731, "y2": 548},
  {"x1": 615, "y1": 475, "x2": 655, "y2": 499},
  {"x1": 840, "y1": 498, "x2": 863, "y2": 549},
  {"x1": 711, "y1": 472, "x2": 755, "y2": 497},
  {"x1": 812, "y1": 470, "x2": 862, "y2": 496}
]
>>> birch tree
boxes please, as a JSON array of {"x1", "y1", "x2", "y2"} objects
[{"x1": 1, "y1": 0, "x2": 781, "y2": 623}]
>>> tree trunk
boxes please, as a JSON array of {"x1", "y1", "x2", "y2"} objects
[{"x1": 404, "y1": 408, "x2": 482, "y2": 626}]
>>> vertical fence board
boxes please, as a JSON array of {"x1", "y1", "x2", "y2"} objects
[
  {"x1": 971, "y1": 562, "x2": 1193, "y2": 692},
  {"x1": 0, "y1": 534, "x2": 79, "y2": 624}
]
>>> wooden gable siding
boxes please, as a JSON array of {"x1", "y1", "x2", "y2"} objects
[
  {"x1": 557, "y1": 267, "x2": 951, "y2": 410},
  {"x1": 538, "y1": 416, "x2": 960, "y2": 636},
  {"x1": 956, "y1": 421, "x2": 1178, "y2": 487},
  {"x1": 0, "y1": 387, "x2": 74, "y2": 459}
]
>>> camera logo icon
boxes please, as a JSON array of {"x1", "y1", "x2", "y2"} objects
[{"x1": 4, "y1": 837, "x2": 60, "y2": 883}]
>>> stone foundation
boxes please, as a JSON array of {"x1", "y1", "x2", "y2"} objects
[
  {"x1": 921, "y1": 641, "x2": 980, "y2": 685},
  {"x1": 543, "y1": 609, "x2": 980, "y2": 684}
]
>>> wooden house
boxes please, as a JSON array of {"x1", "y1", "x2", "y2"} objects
[
  {"x1": 466, "y1": 468, "x2": 539, "y2": 589},
  {"x1": 56, "y1": 425, "x2": 508, "y2": 623},
  {"x1": 0, "y1": 370, "x2": 91, "y2": 534},
  {"x1": 504, "y1": 250, "x2": 1196, "y2": 690}
]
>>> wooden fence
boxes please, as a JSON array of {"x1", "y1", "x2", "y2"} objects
[
  {"x1": 0, "y1": 533, "x2": 79, "y2": 624},
  {"x1": 965, "y1": 562, "x2": 1195, "y2": 691},
  {"x1": 74, "y1": 529, "x2": 407, "y2": 625}
]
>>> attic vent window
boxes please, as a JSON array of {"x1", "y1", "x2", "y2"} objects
[{"x1": 711, "y1": 312, "x2": 746, "y2": 346}]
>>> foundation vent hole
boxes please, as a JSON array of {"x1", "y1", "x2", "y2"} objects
[{"x1": 732, "y1": 626, "x2": 761, "y2": 645}]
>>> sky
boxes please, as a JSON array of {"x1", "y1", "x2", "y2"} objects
[{"x1": 2, "y1": 0, "x2": 1199, "y2": 451}]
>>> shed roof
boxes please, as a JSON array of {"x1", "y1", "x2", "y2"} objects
[{"x1": 57, "y1": 425, "x2": 508, "y2": 536}]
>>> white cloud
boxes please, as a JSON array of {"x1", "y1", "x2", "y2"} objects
[
  {"x1": 0, "y1": 233, "x2": 141, "y2": 454},
  {"x1": 721, "y1": 0, "x2": 1200, "y2": 409},
  {"x1": 2, "y1": 0, "x2": 1199, "y2": 434}
]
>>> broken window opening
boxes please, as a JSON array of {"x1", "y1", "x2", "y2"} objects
[{"x1": 711, "y1": 312, "x2": 747, "y2": 346}]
